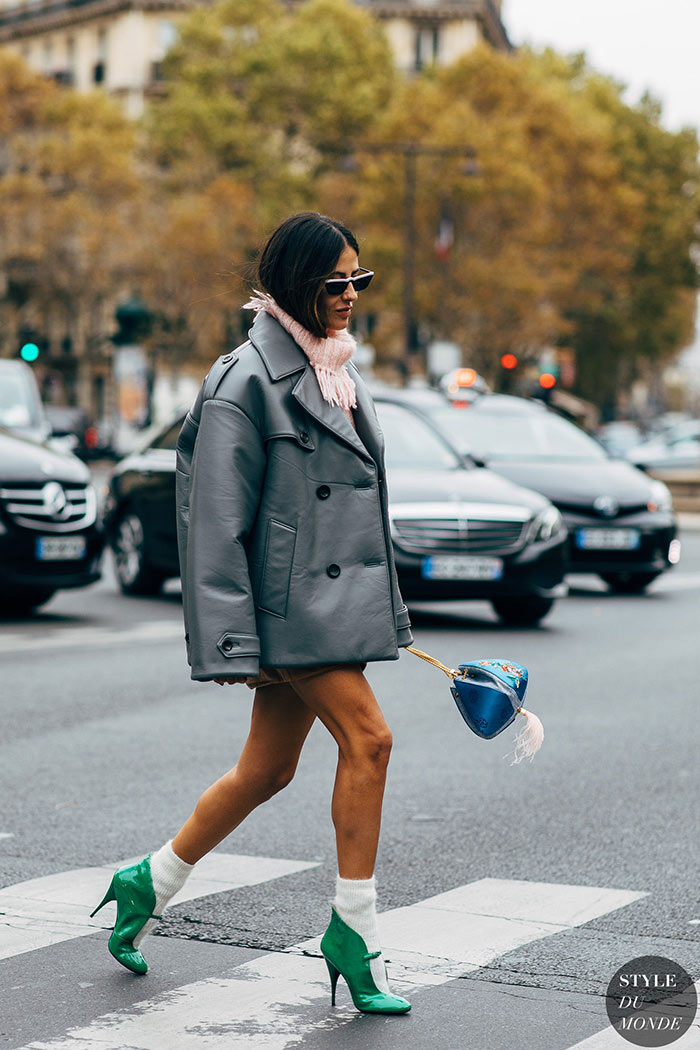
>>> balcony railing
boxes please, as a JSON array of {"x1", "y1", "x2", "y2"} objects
[{"x1": 0, "y1": 0, "x2": 190, "y2": 31}]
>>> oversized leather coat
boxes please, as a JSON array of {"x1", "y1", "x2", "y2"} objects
[{"x1": 175, "y1": 310, "x2": 414, "y2": 681}]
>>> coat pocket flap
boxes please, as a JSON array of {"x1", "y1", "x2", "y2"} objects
[
  {"x1": 257, "y1": 519, "x2": 297, "y2": 618},
  {"x1": 266, "y1": 428, "x2": 316, "y2": 451},
  {"x1": 216, "y1": 633, "x2": 261, "y2": 658}
]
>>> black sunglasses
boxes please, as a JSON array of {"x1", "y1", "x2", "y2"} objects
[{"x1": 324, "y1": 268, "x2": 374, "y2": 296}]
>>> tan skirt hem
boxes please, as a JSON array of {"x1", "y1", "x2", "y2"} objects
[{"x1": 245, "y1": 662, "x2": 367, "y2": 690}]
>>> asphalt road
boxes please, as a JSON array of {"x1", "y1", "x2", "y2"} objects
[{"x1": 1, "y1": 532, "x2": 699, "y2": 1050}]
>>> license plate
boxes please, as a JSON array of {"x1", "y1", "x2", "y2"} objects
[
  {"x1": 36, "y1": 536, "x2": 87, "y2": 561},
  {"x1": 421, "y1": 555, "x2": 504, "y2": 581},
  {"x1": 575, "y1": 528, "x2": 641, "y2": 551}
]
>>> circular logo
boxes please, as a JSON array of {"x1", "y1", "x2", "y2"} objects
[
  {"x1": 594, "y1": 495, "x2": 619, "y2": 518},
  {"x1": 42, "y1": 482, "x2": 70, "y2": 520},
  {"x1": 606, "y1": 956, "x2": 697, "y2": 1046}
]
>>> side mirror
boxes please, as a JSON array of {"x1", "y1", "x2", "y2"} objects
[{"x1": 462, "y1": 452, "x2": 486, "y2": 469}]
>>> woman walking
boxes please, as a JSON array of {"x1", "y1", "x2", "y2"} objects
[{"x1": 91, "y1": 212, "x2": 414, "y2": 1014}]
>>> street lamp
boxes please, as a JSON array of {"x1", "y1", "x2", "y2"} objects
[{"x1": 325, "y1": 141, "x2": 480, "y2": 378}]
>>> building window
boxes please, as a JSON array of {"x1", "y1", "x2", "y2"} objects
[
  {"x1": 53, "y1": 34, "x2": 77, "y2": 86},
  {"x1": 93, "y1": 25, "x2": 107, "y2": 83},
  {"x1": 42, "y1": 37, "x2": 53, "y2": 74},
  {"x1": 414, "y1": 24, "x2": 440, "y2": 71},
  {"x1": 96, "y1": 25, "x2": 107, "y2": 60},
  {"x1": 432, "y1": 24, "x2": 440, "y2": 61}
]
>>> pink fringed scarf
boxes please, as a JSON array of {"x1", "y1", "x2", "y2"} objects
[{"x1": 242, "y1": 290, "x2": 358, "y2": 413}]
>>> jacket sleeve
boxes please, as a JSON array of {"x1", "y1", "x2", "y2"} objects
[{"x1": 182, "y1": 397, "x2": 266, "y2": 681}]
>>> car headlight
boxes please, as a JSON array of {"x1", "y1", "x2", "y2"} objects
[
  {"x1": 648, "y1": 480, "x2": 673, "y2": 512},
  {"x1": 531, "y1": 506, "x2": 565, "y2": 543}
]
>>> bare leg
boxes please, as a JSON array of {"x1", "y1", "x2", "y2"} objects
[
  {"x1": 172, "y1": 683, "x2": 317, "y2": 864},
  {"x1": 287, "y1": 667, "x2": 392, "y2": 879}
]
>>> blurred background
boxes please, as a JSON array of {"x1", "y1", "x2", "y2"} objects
[
  {"x1": 0, "y1": 0, "x2": 698, "y2": 449},
  {"x1": 1, "y1": 0, "x2": 699, "y2": 615}
]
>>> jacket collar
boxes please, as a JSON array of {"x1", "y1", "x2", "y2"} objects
[
  {"x1": 248, "y1": 310, "x2": 308, "y2": 379},
  {"x1": 248, "y1": 310, "x2": 384, "y2": 469}
]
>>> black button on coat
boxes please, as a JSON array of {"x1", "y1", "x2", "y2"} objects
[{"x1": 175, "y1": 310, "x2": 413, "y2": 681}]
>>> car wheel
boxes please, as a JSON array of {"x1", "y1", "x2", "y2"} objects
[
  {"x1": 600, "y1": 572, "x2": 660, "y2": 594},
  {"x1": 0, "y1": 588, "x2": 57, "y2": 614},
  {"x1": 491, "y1": 596, "x2": 555, "y2": 626},
  {"x1": 112, "y1": 511, "x2": 164, "y2": 595}
]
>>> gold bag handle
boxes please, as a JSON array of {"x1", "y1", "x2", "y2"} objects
[{"x1": 404, "y1": 645, "x2": 464, "y2": 681}]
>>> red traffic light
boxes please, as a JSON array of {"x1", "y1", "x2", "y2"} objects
[
  {"x1": 500, "y1": 353, "x2": 518, "y2": 370},
  {"x1": 84, "y1": 426, "x2": 99, "y2": 449},
  {"x1": 539, "y1": 373, "x2": 556, "y2": 390}
]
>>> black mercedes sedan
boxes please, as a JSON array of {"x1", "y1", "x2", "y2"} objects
[
  {"x1": 384, "y1": 391, "x2": 679, "y2": 593},
  {"x1": 0, "y1": 426, "x2": 104, "y2": 612},
  {"x1": 103, "y1": 400, "x2": 568, "y2": 625}
]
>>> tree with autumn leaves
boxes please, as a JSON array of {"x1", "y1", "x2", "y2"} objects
[
  {"x1": 0, "y1": 51, "x2": 141, "y2": 402},
  {"x1": 0, "y1": 2, "x2": 698, "y2": 412}
]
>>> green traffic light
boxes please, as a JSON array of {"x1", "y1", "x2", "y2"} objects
[{"x1": 20, "y1": 343, "x2": 40, "y2": 362}]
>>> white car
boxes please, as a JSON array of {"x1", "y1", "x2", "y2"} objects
[{"x1": 627, "y1": 420, "x2": 700, "y2": 472}]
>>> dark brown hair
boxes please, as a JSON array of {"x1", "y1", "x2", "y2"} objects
[{"x1": 257, "y1": 212, "x2": 360, "y2": 338}]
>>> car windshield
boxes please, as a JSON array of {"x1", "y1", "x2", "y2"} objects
[
  {"x1": 428, "y1": 404, "x2": 607, "y2": 463},
  {"x1": 375, "y1": 401, "x2": 462, "y2": 471},
  {"x1": 0, "y1": 371, "x2": 43, "y2": 429}
]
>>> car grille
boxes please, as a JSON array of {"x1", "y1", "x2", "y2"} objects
[
  {"x1": 0, "y1": 481, "x2": 96, "y2": 533},
  {"x1": 390, "y1": 503, "x2": 530, "y2": 555},
  {"x1": 557, "y1": 500, "x2": 649, "y2": 519}
]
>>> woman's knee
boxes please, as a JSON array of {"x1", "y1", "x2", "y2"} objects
[
  {"x1": 346, "y1": 724, "x2": 393, "y2": 771},
  {"x1": 245, "y1": 763, "x2": 298, "y2": 801}
]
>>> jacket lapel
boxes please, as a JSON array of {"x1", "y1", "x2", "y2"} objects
[{"x1": 249, "y1": 311, "x2": 383, "y2": 469}]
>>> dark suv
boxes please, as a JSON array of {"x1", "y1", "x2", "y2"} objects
[{"x1": 0, "y1": 426, "x2": 104, "y2": 612}]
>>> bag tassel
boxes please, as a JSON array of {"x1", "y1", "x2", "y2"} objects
[{"x1": 505, "y1": 707, "x2": 544, "y2": 765}]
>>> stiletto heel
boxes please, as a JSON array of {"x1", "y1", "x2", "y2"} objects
[
  {"x1": 320, "y1": 906, "x2": 411, "y2": 1014},
  {"x1": 90, "y1": 855, "x2": 161, "y2": 975},
  {"x1": 325, "y1": 957, "x2": 340, "y2": 1006},
  {"x1": 90, "y1": 879, "x2": 116, "y2": 918}
]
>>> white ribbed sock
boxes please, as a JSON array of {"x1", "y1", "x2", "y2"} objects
[
  {"x1": 132, "y1": 840, "x2": 195, "y2": 948},
  {"x1": 332, "y1": 874, "x2": 390, "y2": 994}
]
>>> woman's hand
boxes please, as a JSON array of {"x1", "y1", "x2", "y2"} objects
[{"x1": 213, "y1": 675, "x2": 249, "y2": 686}]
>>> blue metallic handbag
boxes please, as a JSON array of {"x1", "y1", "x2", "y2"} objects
[{"x1": 405, "y1": 646, "x2": 543, "y2": 763}]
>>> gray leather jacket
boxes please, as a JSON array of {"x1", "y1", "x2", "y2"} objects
[{"x1": 175, "y1": 310, "x2": 414, "y2": 681}]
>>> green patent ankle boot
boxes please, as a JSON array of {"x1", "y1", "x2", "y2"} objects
[
  {"x1": 320, "y1": 906, "x2": 411, "y2": 1014},
  {"x1": 90, "y1": 855, "x2": 162, "y2": 975}
]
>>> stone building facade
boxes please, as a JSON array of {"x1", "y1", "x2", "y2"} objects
[{"x1": 0, "y1": 0, "x2": 510, "y2": 119}]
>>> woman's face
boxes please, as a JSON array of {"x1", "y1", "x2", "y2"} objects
[{"x1": 317, "y1": 245, "x2": 360, "y2": 332}]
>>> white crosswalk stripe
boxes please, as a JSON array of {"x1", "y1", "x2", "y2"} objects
[
  {"x1": 10, "y1": 876, "x2": 648, "y2": 1050},
  {"x1": 0, "y1": 620, "x2": 183, "y2": 655},
  {"x1": 650, "y1": 570, "x2": 700, "y2": 592},
  {"x1": 0, "y1": 853, "x2": 319, "y2": 961},
  {"x1": 568, "y1": 994, "x2": 700, "y2": 1049}
]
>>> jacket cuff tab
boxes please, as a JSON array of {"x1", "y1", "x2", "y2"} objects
[{"x1": 216, "y1": 632, "x2": 261, "y2": 659}]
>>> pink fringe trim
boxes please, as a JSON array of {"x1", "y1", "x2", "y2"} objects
[
  {"x1": 504, "y1": 707, "x2": 544, "y2": 765},
  {"x1": 316, "y1": 366, "x2": 357, "y2": 409},
  {"x1": 242, "y1": 289, "x2": 357, "y2": 411}
]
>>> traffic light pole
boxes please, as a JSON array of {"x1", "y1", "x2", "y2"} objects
[
  {"x1": 324, "y1": 141, "x2": 478, "y2": 379},
  {"x1": 403, "y1": 146, "x2": 417, "y2": 361}
]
